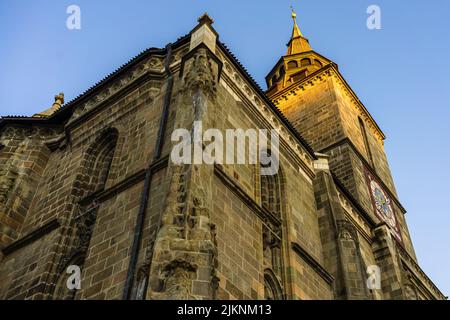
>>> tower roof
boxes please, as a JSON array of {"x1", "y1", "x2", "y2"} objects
[{"x1": 287, "y1": 8, "x2": 312, "y2": 55}]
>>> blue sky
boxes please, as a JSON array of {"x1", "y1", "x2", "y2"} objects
[{"x1": 1, "y1": 0, "x2": 449, "y2": 297}]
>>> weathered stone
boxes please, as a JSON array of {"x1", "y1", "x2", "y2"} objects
[{"x1": 0, "y1": 12, "x2": 444, "y2": 301}]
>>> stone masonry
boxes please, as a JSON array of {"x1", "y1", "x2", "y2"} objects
[{"x1": 0, "y1": 13, "x2": 445, "y2": 300}]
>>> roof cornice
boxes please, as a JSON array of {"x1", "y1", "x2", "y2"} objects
[
  {"x1": 0, "y1": 35, "x2": 190, "y2": 131},
  {"x1": 264, "y1": 50, "x2": 332, "y2": 82},
  {"x1": 0, "y1": 30, "x2": 317, "y2": 160}
]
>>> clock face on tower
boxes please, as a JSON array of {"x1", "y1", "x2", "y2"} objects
[
  {"x1": 365, "y1": 169, "x2": 403, "y2": 245},
  {"x1": 370, "y1": 180, "x2": 396, "y2": 227}
]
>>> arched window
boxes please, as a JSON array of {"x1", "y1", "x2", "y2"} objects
[
  {"x1": 279, "y1": 66, "x2": 285, "y2": 79},
  {"x1": 83, "y1": 128, "x2": 118, "y2": 194},
  {"x1": 314, "y1": 59, "x2": 323, "y2": 68},
  {"x1": 260, "y1": 156, "x2": 285, "y2": 299},
  {"x1": 287, "y1": 60, "x2": 298, "y2": 69},
  {"x1": 53, "y1": 128, "x2": 119, "y2": 300},
  {"x1": 264, "y1": 269, "x2": 283, "y2": 300},
  {"x1": 358, "y1": 118, "x2": 374, "y2": 167},
  {"x1": 131, "y1": 266, "x2": 149, "y2": 300},
  {"x1": 271, "y1": 74, "x2": 278, "y2": 87},
  {"x1": 301, "y1": 58, "x2": 311, "y2": 67},
  {"x1": 260, "y1": 170, "x2": 281, "y2": 217}
]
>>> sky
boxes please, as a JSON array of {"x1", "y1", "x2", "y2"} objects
[{"x1": 0, "y1": 0, "x2": 449, "y2": 297}]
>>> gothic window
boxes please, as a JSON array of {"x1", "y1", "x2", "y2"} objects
[
  {"x1": 260, "y1": 157, "x2": 285, "y2": 299},
  {"x1": 264, "y1": 269, "x2": 283, "y2": 300},
  {"x1": 83, "y1": 128, "x2": 118, "y2": 194},
  {"x1": 314, "y1": 59, "x2": 323, "y2": 68},
  {"x1": 260, "y1": 169, "x2": 281, "y2": 217},
  {"x1": 301, "y1": 58, "x2": 311, "y2": 67},
  {"x1": 131, "y1": 266, "x2": 149, "y2": 300},
  {"x1": 358, "y1": 118, "x2": 374, "y2": 168},
  {"x1": 287, "y1": 60, "x2": 298, "y2": 69},
  {"x1": 54, "y1": 129, "x2": 119, "y2": 300}
]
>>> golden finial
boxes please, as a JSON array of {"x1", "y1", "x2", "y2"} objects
[
  {"x1": 291, "y1": 5, "x2": 297, "y2": 22},
  {"x1": 287, "y1": 5, "x2": 309, "y2": 54}
]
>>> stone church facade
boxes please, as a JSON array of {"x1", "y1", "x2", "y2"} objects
[{"x1": 0, "y1": 13, "x2": 445, "y2": 300}]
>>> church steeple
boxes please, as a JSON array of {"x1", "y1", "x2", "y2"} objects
[
  {"x1": 265, "y1": 8, "x2": 331, "y2": 94},
  {"x1": 290, "y1": 8, "x2": 303, "y2": 37},
  {"x1": 286, "y1": 7, "x2": 312, "y2": 55}
]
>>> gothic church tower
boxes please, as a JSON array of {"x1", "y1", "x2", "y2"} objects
[
  {"x1": 266, "y1": 9, "x2": 432, "y2": 299},
  {"x1": 0, "y1": 10, "x2": 444, "y2": 301}
]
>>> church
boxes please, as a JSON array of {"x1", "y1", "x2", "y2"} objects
[{"x1": 0, "y1": 11, "x2": 445, "y2": 300}]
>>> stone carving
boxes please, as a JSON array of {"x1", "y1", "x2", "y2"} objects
[
  {"x1": 403, "y1": 283, "x2": 418, "y2": 300},
  {"x1": 153, "y1": 162, "x2": 218, "y2": 299},
  {"x1": 183, "y1": 47, "x2": 217, "y2": 99},
  {"x1": 130, "y1": 230, "x2": 158, "y2": 300},
  {"x1": 147, "y1": 46, "x2": 220, "y2": 299},
  {"x1": 399, "y1": 268, "x2": 419, "y2": 300},
  {"x1": 74, "y1": 204, "x2": 98, "y2": 252},
  {"x1": 0, "y1": 126, "x2": 60, "y2": 140},
  {"x1": 209, "y1": 223, "x2": 220, "y2": 299},
  {"x1": 0, "y1": 176, "x2": 15, "y2": 204},
  {"x1": 56, "y1": 203, "x2": 98, "y2": 276},
  {"x1": 0, "y1": 140, "x2": 28, "y2": 205},
  {"x1": 337, "y1": 219, "x2": 358, "y2": 242},
  {"x1": 160, "y1": 259, "x2": 197, "y2": 300}
]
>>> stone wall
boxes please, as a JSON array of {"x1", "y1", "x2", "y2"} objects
[
  {"x1": 0, "y1": 47, "x2": 173, "y2": 299},
  {"x1": 0, "y1": 16, "x2": 443, "y2": 300}
]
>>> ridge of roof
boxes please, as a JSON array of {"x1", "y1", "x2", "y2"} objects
[
  {"x1": 0, "y1": 33, "x2": 316, "y2": 160},
  {"x1": 0, "y1": 34, "x2": 190, "y2": 129},
  {"x1": 54, "y1": 34, "x2": 190, "y2": 119}
]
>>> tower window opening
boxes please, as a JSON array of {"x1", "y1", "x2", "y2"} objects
[
  {"x1": 301, "y1": 58, "x2": 311, "y2": 67},
  {"x1": 271, "y1": 74, "x2": 278, "y2": 87},
  {"x1": 358, "y1": 117, "x2": 375, "y2": 168},
  {"x1": 287, "y1": 60, "x2": 298, "y2": 69}
]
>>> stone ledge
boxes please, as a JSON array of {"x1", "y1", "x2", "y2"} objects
[
  {"x1": 291, "y1": 242, "x2": 334, "y2": 285},
  {"x1": 2, "y1": 218, "x2": 60, "y2": 256},
  {"x1": 213, "y1": 164, "x2": 281, "y2": 227}
]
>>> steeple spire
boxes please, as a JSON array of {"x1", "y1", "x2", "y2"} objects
[
  {"x1": 290, "y1": 6, "x2": 303, "y2": 38},
  {"x1": 287, "y1": 7, "x2": 312, "y2": 55},
  {"x1": 265, "y1": 7, "x2": 331, "y2": 93}
]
